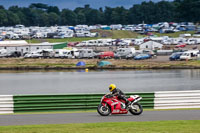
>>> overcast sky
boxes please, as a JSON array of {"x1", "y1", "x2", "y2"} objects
[{"x1": 0, "y1": 0, "x2": 173, "y2": 10}]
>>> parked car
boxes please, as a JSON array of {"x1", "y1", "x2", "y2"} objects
[
  {"x1": 169, "y1": 52, "x2": 183, "y2": 61},
  {"x1": 97, "y1": 51, "x2": 114, "y2": 59},
  {"x1": 175, "y1": 44, "x2": 186, "y2": 48},
  {"x1": 134, "y1": 54, "x2": 151, "y2": 60}
]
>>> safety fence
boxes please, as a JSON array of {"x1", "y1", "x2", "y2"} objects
[
  {"x1": 0, "y1": 92, "x2": 154, "y2": 114},
  {"x1": 0, "y1": 90, "x2": 199, "y2": 114},
  {"x1": 13, "y1": 92, "x2": 154, "y2": 113},
  {"x1": 0, "y1": 95, "x2": 13, "y2": 114},
  {"x1": 154, "y1": 90, "x2": 200, "y2": 109}
]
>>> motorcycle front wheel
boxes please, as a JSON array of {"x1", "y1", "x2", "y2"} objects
[
  {"x1": 129, "y1": 102, "x2": 143, "y2": 115},
  {"x1": 97, "y1": 104, "x2": 111, "y2": 116}
]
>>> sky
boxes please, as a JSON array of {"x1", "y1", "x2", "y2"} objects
[{"x1": 0, "y1": 0, "x2": 173, "y2": 10}]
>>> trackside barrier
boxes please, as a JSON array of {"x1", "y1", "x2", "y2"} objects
[
  {"x1": 154, "y1": 90, "x2": 200, "y2": 109},
  {"x1": 13, "y1": 92, "x2": 154, "y2": 113},
  {"x1": 0, "y1": 95, "x2": 14, "y2": 114},
  {"x1": 1, "y1": 90, "x2": 199, "y2": 114}
]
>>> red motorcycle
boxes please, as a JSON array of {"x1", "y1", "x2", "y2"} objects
[{"x1": 97, "y1": 93, "x2": 143, "y2": 116}]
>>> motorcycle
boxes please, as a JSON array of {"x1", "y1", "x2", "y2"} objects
[{"x1": 97, "y1": 93, "x2": 143, "y2": 116}]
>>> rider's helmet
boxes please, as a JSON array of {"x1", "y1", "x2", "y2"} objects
[{"x1": 109, "y1": 84, "x2": 116, "y2": 92}]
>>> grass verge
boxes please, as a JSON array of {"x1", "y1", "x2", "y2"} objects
[{"x1": 0, "y1": 120, "x2": 200, "y2": 133}]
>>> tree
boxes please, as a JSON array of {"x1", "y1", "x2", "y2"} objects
[
  {"x1": 76, "y1": 12, "x2": 86, "y2": 24},
  {"x1": 176, "y1": 0, "x2": 200, "y2": 22},
  {"x1": 29, "y1": 3, "x2": 48, "y2": 10},
  {"x1": 47, "y1": 6, "x2": 60, "y2": 15},
  {"x1": 60, "y1": 9, "x2": 77, "y2": 25},
  {"x1": 39, "y1": 12, "x2": 49, "y2": 26},
  {"x1": 0, "y1": 5, "x2": 4, "y2": 9},
  {"x1": 104, "y1": 7, "x2": 113, "y2": 24},
  {"x1": 6, "y1": 11, "x2": 20, "y2": 26},
  {"x1": 111, "y1": 6, "x2": 128, "y2": 24},
  {"x1": 48, "y1": 12, "x2": 59, "y2": 26},
  {"x1": 0, "y1": 9, "x2": 8, "y2": 26}
]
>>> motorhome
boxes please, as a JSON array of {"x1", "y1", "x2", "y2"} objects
[
  {"x1": 63, "y1": 47, "x2": 79, "y2": 58},
  {"x1": 114, "y1": 47, "x2": 136, "y2": 59},
  {"x1": 180, "y1": 50, "x2": 199, "y2": 60},
  {"x1": 78, "y1": 49, "x2": 95, "y2": 58},
  {"x1": 24, "y1": 49, "x2": 54, "y2": 58},
  {"x1": 54, "y1": 49, "x2": 72, "y2": 58},
  {"x1": 0, "y1": 49, "x2": 8, "y2": 57}
]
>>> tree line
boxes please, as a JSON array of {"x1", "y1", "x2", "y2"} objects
[{"x1": 0, "y1": 0, "x2": 199, "y2": 27}]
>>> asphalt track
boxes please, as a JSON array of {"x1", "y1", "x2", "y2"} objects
[{"x1": 0, "y1": 110, "x2": 200, "y2": 126}]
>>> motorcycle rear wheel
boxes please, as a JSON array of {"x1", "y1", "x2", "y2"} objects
[
  {"x1": 129, "y1": 102, "x2": 143, "y2": 115},
  {"x1": 97, "y1": 104, "x2": 111, "y2": 116}
]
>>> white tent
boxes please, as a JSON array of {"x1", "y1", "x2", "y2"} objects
[{"x1": 140, "y1": 41, "x2": 163, "y2": 50}]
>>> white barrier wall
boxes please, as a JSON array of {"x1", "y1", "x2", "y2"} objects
[
  {"x1": 0, "y1": 95, "x2": 14, "y2": 114},
  {"x1": 154, "y1": 90, "x2": 200, "y2": 109}
]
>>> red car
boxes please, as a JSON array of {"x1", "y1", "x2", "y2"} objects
[
  {"x1": 98, "y1": 51, "x2": 114, "y2": 59},
  {"x1": 175, "y1": 44, "x2": 186, "y2": 48}
]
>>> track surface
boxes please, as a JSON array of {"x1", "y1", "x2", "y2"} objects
[{"x1": 0, "y1": 110, "x2": 200, "y2": 126}]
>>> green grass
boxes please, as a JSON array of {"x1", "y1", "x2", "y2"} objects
[
  {"x1": 109, "y1": 30, "x2": 140, "y2": 38},
  {"x1": 27, "y1": 37, "x2": 100, "y2": 43},
  {"x1": 26, "y1": 30, "x2": 197, "y2": 44},
  {"x1": 0, "y1": 120, "x2": 200, "y2": 133}
]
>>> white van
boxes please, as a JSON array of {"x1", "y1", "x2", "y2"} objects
[
  {"x1": 114, "y1": 47, "x2": 136, "y2": 59},
  {"x1": 0, "y1": 49, "x2": 8, "y2": 57},
  {"x1": 180, "y1": 50, "x2": 199, "y2": 60},
  {"x1": 54, "y1": 49, "x2": 72, "y2": 58},
  {"x1": 24, "y1": 49, "x2": 54, "y2": 58},
  {"x1": 78, "y1": 49, "x2": 95, "y2": 58}
]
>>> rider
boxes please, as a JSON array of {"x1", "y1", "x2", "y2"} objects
[{"x1": 109, "y1": 84, "x2": 131, "y2": 109}]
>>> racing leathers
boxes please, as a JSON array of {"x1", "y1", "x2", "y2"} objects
[{"x1": 111, "y1": 88, "x2": 131, "y2": 108}]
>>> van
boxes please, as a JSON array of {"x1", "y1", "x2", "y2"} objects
[
  {"x1": 54, "y1": 49, "x2": 72, "y2": 58},
  {"x1": 180, "y1": 50, "x2": 199, "y2": 60},
  {"x1": 114, "y1": 48, "x2": 136, "y2": 59},
  {"x1": 78, "y1": 49, "x2": 95, "y2": 58},
  {"x1": 0, "y1": 49, "x2": 8, "y2": 57},
  {"x1": 24, "y1": 49, "x2": 54, "y2": 58}
]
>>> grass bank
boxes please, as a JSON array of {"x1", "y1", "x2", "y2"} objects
[
  {"x1": 0, "y1": 58, "x2": 200, "y2": 70},
  {"x1": 27, "y1": 37, "x2": 100, "y2": 43},
  {"x1": 0, "y1": 120, "x2": 200, "y2": 133},
  {"x1": 26, "y1": 30, "x2": 197, "y2": 44}
]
